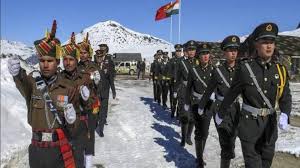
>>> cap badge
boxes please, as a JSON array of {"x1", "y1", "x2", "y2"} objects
[
  {"x1": 232, "y1": 37, "x2": 237, "y2": 42},
  {"x1": 266, "y1": 24, "x2": 272, "y2": 32}
]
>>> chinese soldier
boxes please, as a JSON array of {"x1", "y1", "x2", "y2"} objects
[
  {"x1": 198, "y1": 35, "x2": 241, "y2": 168},
  {"x1": 160, "y1": 52, "x2": 172, "y2": 109},
  {"x1": 218, "y1": 23, "x2": 292, "y2": 168},
  {"x1": 8, "y1": 20, "x2": 77, "y2": 168}
]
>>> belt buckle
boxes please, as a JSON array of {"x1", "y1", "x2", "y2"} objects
[
  {"x1": 261, "y1": 108, "x2": 268, "y2": 117},
  {"x1": 41, "y1": 132, "x2": 52, "y2": 142}
]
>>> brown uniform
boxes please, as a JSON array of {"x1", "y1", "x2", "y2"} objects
[
  {"x1": 14, "y1": 68, "x2": 77, "y2": 168},
  {"x1": 60, "y1": 69, "x2": 97, "y2": 168},
  {"x1": 77, "y1": 61, "x2": 101, "y2": 155}
]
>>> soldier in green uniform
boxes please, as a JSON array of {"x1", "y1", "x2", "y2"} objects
[
  {"x1": 8, "y1": 20, "x2": 77, "y2": 168},
  {"x1": 60, "y1": 32, "x2": 100, "y2": 168},
  {"x1": 171, "y1": 44, "x2": 184, "y2": 118},
  {"x1": 150, "y1": 50, "x2": 163, "y2": 105},
  {"x1": 160, "y1": 52, "x2": 172, "y2": 109},
  {"x1": 218, "y1": 23, "x2": 292, "y2": 168},
  {"x1": 184, "y1": 43, "x2": 214, "y2": 167},
  {"x1": 77, "y1": 33, "x2": 101, "y2": 168},
  {"x1": 175, "y1": 40, "x2": 197, "y2": 147},
  {"x1": 198, "y1": 35, "x2": 241, "y2": 168},
  {"x1": 94, "y1": 44, "x2": 116, "y2": 137}
]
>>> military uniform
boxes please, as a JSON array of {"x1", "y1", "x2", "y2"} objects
[
  {"x1": 198, "y1": 35, "x2": 241, "y2": 168},
  {"x1": 11, "y1": 20, "x2": 76, "y2": 168},
  {"x1": 150, "y1": 51, "x2": 163, "y2": 104},
  {"x1": 160, "y1": 53, "x2": 173, "y2": 108},
  {"x1": 94, "y1": 44, "x2": 116, "y2": 137},
  {"x1": 60, "y1": 32, "x2": 99, "y2": 168},
  {"x1": 77, "y1": 35, "x2": 100, "y2": 156},
  {"x1": 175, "y1": 41, "x2": 198, "y2": 147},
  {"x1": 219, "y1": 23, "x2": 292, "y2": 168},
  {"x1": 170, "y1": 44, "x2": 183, "y2": 118}
]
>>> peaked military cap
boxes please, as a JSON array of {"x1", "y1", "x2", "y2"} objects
[
  {"x1": 174, "y1": 44, "x2": 183, "y2": 51},
  {"x1": 186, "y1": 40, "x2": 198, "y2": 50},
  {"x1": 252, "y1": 22, "x2": 278, "y2": 41},
  {"x1": 34, "y1": 20, "x2": 61, "y2": 59},
  {"x1": 98, "y1": 44, "x2": 109, "y2": 51},
  {"x1": 61, "y1": 32, "x2": 80, "y2": 60},
  {"x1": 198, "y1": 43, "x2": 211, "y2": 53},
  {"x1": 221, "y1": 35, "x2": 240, "y2": 51}
]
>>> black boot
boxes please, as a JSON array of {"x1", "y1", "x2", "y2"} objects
[
  {"x1": 186, "y1": 122, "x2": 194, "y2": 145},
  {"x1": 220, "y1": 158, "x2": 230, "y2": 168},
  {"x1": 180, "y1": 124, "x2": 188, "y2": 147},
  {"x1": 195, "y1": 140, "x2": 207, "y2": 168}
]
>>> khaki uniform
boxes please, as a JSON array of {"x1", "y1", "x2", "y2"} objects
[{"x1": 14, "y1": 68, "x2": 76, "y2": 168}]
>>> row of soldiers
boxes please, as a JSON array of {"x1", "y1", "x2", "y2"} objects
[
  {"x1": 151, "y1": 22, "x2": 292, "y2": 168},
  {"x1": 7, "y1": 20, "x2": 116, "y2": 168}
]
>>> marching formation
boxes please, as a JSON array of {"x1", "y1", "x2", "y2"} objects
[
  {"x1": 7, "y1": 20, "x2": 116, "y2": 168},
  {"x1": 150, "y1": 22, "x2": 292, "y2": 168},
  {"x1": 6, "y1": 20, "x2": 292, "y2": 168}
]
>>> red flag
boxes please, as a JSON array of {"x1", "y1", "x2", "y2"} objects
[{"x1": 155, "y1": 2, "x2": 173, "y2": 21}]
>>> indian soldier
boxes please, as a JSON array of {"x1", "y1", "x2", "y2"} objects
[
  {"x1": 94, "y1": 44, "x2": 116, "y2": 137},
  {"x1": 218, "y1": 23, "x2": 292, "y2": 168},
  {"x1": 175, "y1": 40, "x2": 197, "y2": 147},
  {"x1": 198, "y1": 35, "x2": 241, "y2": 168},
  {"x1": 185, "y1": 43, "x2": 214, "y2": 167},
  {"x1": 60, "y1": 32, "x2": 100, "y2": 168},
  {"x1": 171, "y1": 44, "x2": 184, "y2": 118},
  {"x1": 7, "y1": 20, "x2": 77, "y2": 168},
  {"x1": 77, "y1": 33, "x2": 101, "y2": 168},
  {"x1": 160, "y1": 52, "x2": 172, "y2": 109}
]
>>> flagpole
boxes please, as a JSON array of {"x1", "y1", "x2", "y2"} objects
[
  {"x1": 178, "y1": 0, "x2": 181, "y2": 44},
  {"x1": 169, "y1": 2, "x2": 173, "y2": 58}
]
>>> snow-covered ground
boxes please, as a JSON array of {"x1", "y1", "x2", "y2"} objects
[{"x1": 1, "y1": 74, "x2": 300, "y2": 167}]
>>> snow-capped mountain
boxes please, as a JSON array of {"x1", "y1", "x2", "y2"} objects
[
  {"x1": 0, "y1": 40, "x2": 35, "y2": 59},
  {"x1": 72, "y1": 20, "x2": 172, "y2": 59}
]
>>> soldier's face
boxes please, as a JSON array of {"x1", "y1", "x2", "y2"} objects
[
  {"x1": 80, "y1": 49, "x2": 90, "y2": 62},
  {"x1": 255, "y1": 39, "x2": 275, "y2": 60},
  {"x1": 95, "y1": 55, "x2": 104, "y2": 63},
  {"x1": 39, "y1": 56, "x2": 58, "y2": 78},
  {"x1": 224, "y1": 48, "x2": 238, "y2": 63},
  {"x1": 63, "y1": 56, "x2": 77, "y2": 72},
  {"x1": 187, "y1": 48, "x2": 196, "y2": 58},
  {"x1": 200, "y1": 52, "x2": 210, "y2": 64},
  {"x1": 175, "y1": 50, "x2": 182, "y2": 57}
]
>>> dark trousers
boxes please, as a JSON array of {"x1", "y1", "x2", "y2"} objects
[
  {"x1": 97, "y1": 98, "x2": 109, "y2": 134},
  {"x1": 29, "y1": 144, "x2": 64, "y2": 168},
  {"x1": 137, "y1": 69, "x2": 141, "y2": 79},
  {"x1": 72, "y1": 120, "x2": 88, "y2": 167},
  {"x1": 214, "y1": 101, "x2": 239, "y2": 160},
  {"x1": 153, "y1": 80, "x2": 162, "y2": 104},
  {"x1": 238, "y1": 113, "x2": 277, "y2": 168},
  {"x1": 86, "y1": 113, "x2": 97, "y2": 155},
  {"x1": 161, "y1": 80, "x2": 171, "y2": 106},
  {"x1": 194, "y1": 105, "x2": 213, "y2": 141}
]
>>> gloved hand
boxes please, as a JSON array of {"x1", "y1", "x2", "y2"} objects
[
  {"x1": 64, "y1": 104, "x2": 76, "y2": 124},
  {"x1": 184, "y1": 104, "x2": 189, "y2": 112},
  {"x1": 210, "y1": 92, "x2": 216, "y2": 101},
  {"x1": 215, "y1": 112, "x2": 223, "y2": 126},
  {"x1": 91, "y1": 70, "x2": 101, "y2": 85},
  {"x1": 80, "y1": 85, "x2": 90, "y2": 101},
  {"x1": 8, "y1": 56, "x2": 21, "y2": 76},
  {"x1": 113, "y1": 92, "x2": 116, "y2": 99},
  {"x1": 173, "y1": 92, "x2": 177, "y2": 98},
  {"x1": 279, "y1": 113, "x2": 288, "y2": 131},
  {"x1": 198, "y1": 108, "x2": 204, "y2": 116}
]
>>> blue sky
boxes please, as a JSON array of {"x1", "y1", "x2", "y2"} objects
[{"x1": 1, "y1": 0, "x2": 299, "y2": 46}]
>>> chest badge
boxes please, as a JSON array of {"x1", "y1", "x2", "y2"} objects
[
  {"x1": 275, "y1": 74, "x2": 279, "y2": 79},
  {"x1": 57, "y1": 95, "x2": 68, "y2": 108}
]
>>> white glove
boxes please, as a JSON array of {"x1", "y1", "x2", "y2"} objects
[
  {"x1": 198, "y1": 108, "x2": 204, "y2": 116},
  {"x1": 184, "y1": 104, "x2": 190, "y2": 112},
  {"x1": 210, "y1": 92, "x2": 216, "y2": 101},
  {"x1": 80, "y1": 85, "x2": 90, "y2": 101},
  {"x1": 7, "y1": 56, "x2": 21, "y2": 76},
  {"x1": 279, "y1": 113, "x2": 288, "y2": 131},
  {"x1": 215, "y1": 113, "x2": 223, "y2": 126},
  {"x1": 173, "y1": 92, "x2": 177, "y2": 98},
  {"x1": 91, "y1": 71, "x2": 100, "y2": 85},
  {"x1": 64, "y1": 104, "x2": 76, "y2": 124}
]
